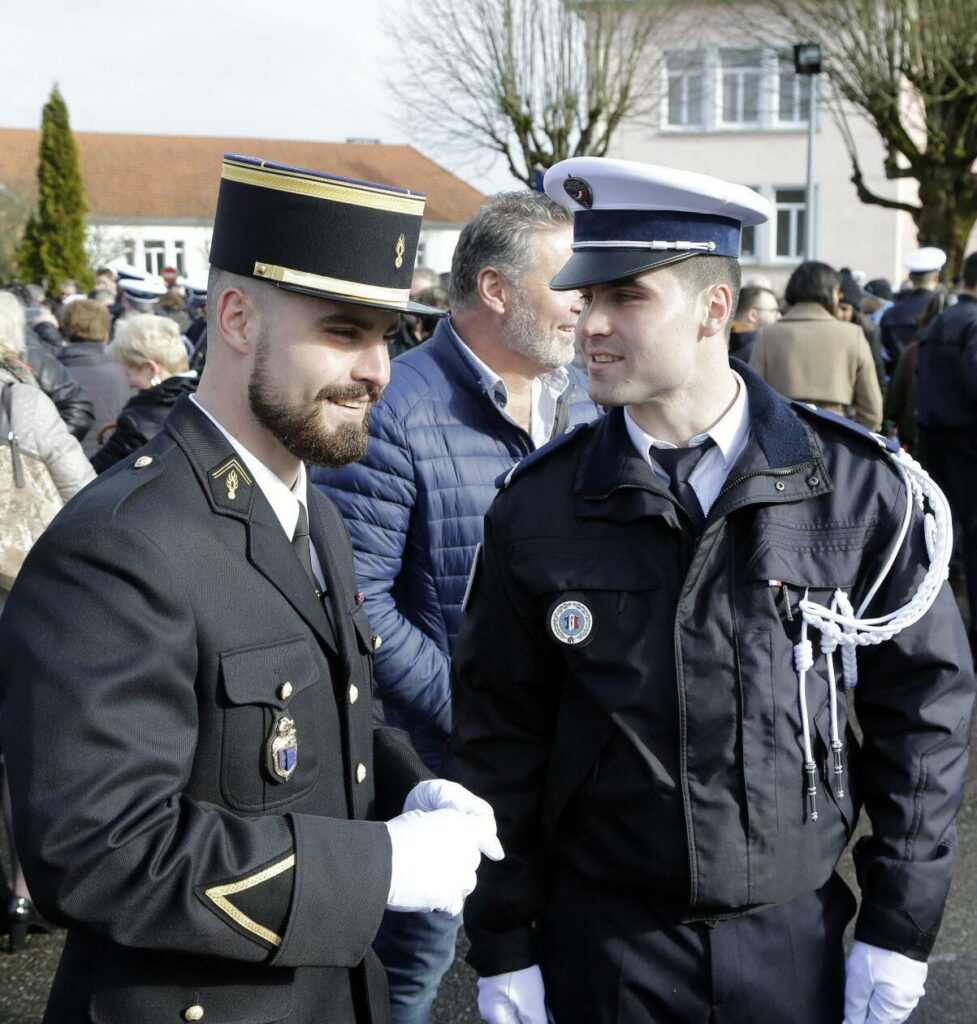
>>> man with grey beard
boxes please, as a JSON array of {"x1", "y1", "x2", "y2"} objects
[{"x1": 312, "y1": 190, "x2": 600, "y2": 1024}]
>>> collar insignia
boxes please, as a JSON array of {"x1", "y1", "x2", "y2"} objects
[{"x1": 212, "y1": 457, "x2": 253, "y2": 501}]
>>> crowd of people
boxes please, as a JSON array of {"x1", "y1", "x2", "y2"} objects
[{"x1": 0, "y1": 151, "x2": 974, "y2": 1024}]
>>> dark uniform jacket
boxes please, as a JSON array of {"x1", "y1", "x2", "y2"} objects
[
  {"x1": 453, "y1": 362, "x2": 974, "y2": 977},
  {"x1": 880, "y1": 288, "x2": 934, "y2": 366},
  {"x1": 916, "y1": 292, "x2": 977, "y2": 430},
  {"x1": 0, "y1": 397, "x2": 430, "y2": 1024}
]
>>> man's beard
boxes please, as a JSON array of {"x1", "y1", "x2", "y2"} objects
[
  {"x1": 502, "y1": 290, "x2": 575, "y2": 369},
  {"x1": 248, "y1": 339, "x2": 381, "y2": 467}
]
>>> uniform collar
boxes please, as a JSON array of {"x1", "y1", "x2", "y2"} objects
[
  {"x1": 624, "y1": 371, "x2": 750, "y2": 472},
  {"x1": 189, "y1": 393, "x2": 308, "y2": 541}
]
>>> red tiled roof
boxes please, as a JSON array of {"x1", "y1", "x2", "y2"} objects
[{"x1": 0, "y1": 129, "x2": 485, "y2": 224}]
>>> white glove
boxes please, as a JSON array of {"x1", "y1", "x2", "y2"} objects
[
  {"x1": 477, "y1": 965, "x2": 548, "y2": 1024},
  {"x1": 385, "y1": 807, "x2": 504, "y2": 917},
  {"x1": 844, "y1": 940, "x2": 928, "y2": 1024},
  {"x1": 404, "y1": 778, "x2": 497, "y2": 822}
]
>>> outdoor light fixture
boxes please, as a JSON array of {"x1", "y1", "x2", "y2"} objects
[{"x1": 793, "y1": 42, "x2": 823, "y2": 77}]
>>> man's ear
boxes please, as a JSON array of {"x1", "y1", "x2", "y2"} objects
[
  {"x1": 701, "y1": 284, "x2": 733, "y2": 339},
  {"x1": 216, "y1": 286, "x2": 257, "y2": 354},
  {"x1": 475, "y1": 267, "x2": 509, "y2": 316}
]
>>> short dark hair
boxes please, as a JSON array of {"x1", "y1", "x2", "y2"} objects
[
  {"x1": 962, "y1": 252, "x2": 977, "y2": 290},
  {"x1": 668, "y1": 255, "x2": 742, "y2": 328},
  {"x1": 784, "y1": 261, "x2": 840, "y2": 312},
  {"x1": 735, "y1": 284, "x2": 777, "y2": 319}
]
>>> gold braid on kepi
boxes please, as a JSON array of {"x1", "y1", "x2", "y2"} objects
[{"x1": 209, "y1": 154, "x2": 445, "y2": 318}]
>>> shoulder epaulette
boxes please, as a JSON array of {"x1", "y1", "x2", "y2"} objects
[
  {"x1": 495, "y1": 422, "x2": 589, "y2": 490},
  {"x1": 790, "y1": 401, "x2": 901, "y2": 455}
]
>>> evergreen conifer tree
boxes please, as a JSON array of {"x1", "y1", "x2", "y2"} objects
[{"x1": 15, "y1": 87, "x2": 93, "y2": 290}]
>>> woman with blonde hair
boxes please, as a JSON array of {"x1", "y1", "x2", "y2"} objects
[
  {"x1": 0, "y1": 291, "x2": 94, "y2": 950},
  {"x1": 92, "y1": 313, "x2": 198, "y2": 472}
]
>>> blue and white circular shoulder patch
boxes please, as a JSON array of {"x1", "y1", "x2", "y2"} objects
[{"x1": 549, "y1": 600, "x2": 594, "y2": 646}]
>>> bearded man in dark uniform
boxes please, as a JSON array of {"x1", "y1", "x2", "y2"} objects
[{"x1": 0, "y1": 155, "x2": 501, "y2": 1024}]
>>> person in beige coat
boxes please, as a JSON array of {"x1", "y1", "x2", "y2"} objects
[{"x1": 749, "y1": 261, "x2": 884, "y2": 430}]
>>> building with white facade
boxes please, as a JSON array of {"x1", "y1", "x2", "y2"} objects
[
  {"x1": 0, "y1": 130, "x2": 485, "y2": 285},
  {"x1": 609, "y1": 3, "x2": 968, "y2": 291}
]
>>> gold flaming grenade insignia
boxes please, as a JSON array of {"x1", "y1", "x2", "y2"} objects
[
  {"x1": 226, "y1": 469, "x2": 239, "y2": 501},
  {"x1": 395, "y1": 233, "x2": 406, "y2": 269},
  {"x1": 211, "y1": 457, "x2": 252, "y2": 502}
]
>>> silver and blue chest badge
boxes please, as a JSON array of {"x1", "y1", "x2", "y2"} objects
[
  {"x1": 267, "y1": 713, "x2": 298, "y2": 782},
  {"x1": 549, "y1": 599, "x2": 594, "y2": 646}
]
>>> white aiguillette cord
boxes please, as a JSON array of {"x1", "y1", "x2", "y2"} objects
[{"x1": 792, "y1": 444, "x2": 953, "y2": 822}]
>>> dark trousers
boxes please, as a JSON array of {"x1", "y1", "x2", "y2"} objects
[
  {"x1": 919, "y1": 428, "x2": 977, "y2": 646},
  {"x1": 540, "y1": 867, "x2": 856, "y2": 1024}
]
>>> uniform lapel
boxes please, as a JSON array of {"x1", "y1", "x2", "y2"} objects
[{"x1": 165, "y1": 396, "x2": 338, "y2": 656}]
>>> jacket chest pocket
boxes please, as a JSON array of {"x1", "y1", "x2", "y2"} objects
[
  {"x1": 513, "y1": 542, "x2": 668, "y2": 714},
  {"x1": 219, "y1": 637, "x2": 323, "y2": 813}
]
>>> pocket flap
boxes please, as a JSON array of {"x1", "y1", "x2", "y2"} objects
[
  {"x1": 510, "y1": 539, "x2": 663, "y2": 594},
  {"x1": 220, "y1": 637, "x2": 319, "y2": 707}
]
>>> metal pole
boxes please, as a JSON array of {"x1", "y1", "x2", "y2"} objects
[{"x1": 805, "y1": 74, "x2": 818, "y2": 260}]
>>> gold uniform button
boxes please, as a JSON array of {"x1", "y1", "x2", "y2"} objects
[
  {"x1": 278, "y1": 681, "x2": 293, "y2": 700},
  {"x1": 134, "y1": 455, "x2": 153, "y2": 469},
  {"x1": 349, "y1": 684, "x2": 359, "y2": 705},
  {"x1": 184, "y1": 1005, "x2": 205, "y2": 1022},
  {"x1": 372, "y1": 634, "x2": 383, "y2": 651},
  {"x1": 355, "y1": 763, "x2": 367, "y2": 784}
]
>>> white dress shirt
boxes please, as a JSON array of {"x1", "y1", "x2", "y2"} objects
[
  {"x1": 624, "y1": 372, "x2": 751, "y2": 518},
  {"x1": 451, "y1": 324, "x2": 570, "y2": 449},
  {"x1": 189, "y1": 394, "x2": 325, "y2": 589}
]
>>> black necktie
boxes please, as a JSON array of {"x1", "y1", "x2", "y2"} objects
[
  {"x1": 652, "y1": 438, "x2": 717, "y2": 535},
  {"x1": 292, "y1": 503, "x2": 321, "y2": 595}
]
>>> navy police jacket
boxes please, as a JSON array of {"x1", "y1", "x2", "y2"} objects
[
  {"x1": 453, "y1": 361, "x2": 974, "y2": 977},
  {"x1": 0, "y1": 398, "x2": 429, "y2": 1024}
]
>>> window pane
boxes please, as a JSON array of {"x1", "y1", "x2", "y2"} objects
[
  {"x1": 743, "y1": 74, "x2": 760, "y2": 122},
  {"x1": 796, "y1": 210, "x2": 807, "y2": 255},
  {"x1": 722, "y1": 73, "x2": 737, "y2": 122},
  {"x1": 776, "y1": 211, "x2": 791, "y2": 257},
  {"x1": 741, "y1": 224, "x2": 756, "y2": 257},
  {"x1": 668, "y1": 76, "x2": 684, "y2": 124},
  {"x1": 720, "y1": 47, "x2": 762, "y2": 68},
  {"x1": 775, "y1": 189, "x2": 805, "y2": 204}
]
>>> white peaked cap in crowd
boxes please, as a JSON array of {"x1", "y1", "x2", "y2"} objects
[
  {"x1": 542, "y1": 156, "x2": 774, "y2": 289},
  {"x1": 905, "y1": 247, "x2": 947, "y2": 274}
]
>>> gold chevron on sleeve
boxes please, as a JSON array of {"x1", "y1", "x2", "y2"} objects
[{"x1": 204, "y1": 854, "x2": 295, "y2": 947}]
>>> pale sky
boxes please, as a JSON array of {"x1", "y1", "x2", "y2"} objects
[{"x1": 1, "y1": 0, "x2": 513, "y2": 192}]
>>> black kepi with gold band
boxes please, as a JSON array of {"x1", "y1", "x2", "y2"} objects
[
  {"x1": 210, "y1": 153, "x2": 444, "y2": 316},
  {"x1": 542, "y1": 156, "x2": 772, "y2": 290}
]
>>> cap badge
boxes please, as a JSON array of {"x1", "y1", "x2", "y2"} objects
[
  {"x1": 563, "y1": 176, "x2": 593, "y2": 210},
  {"x1": 395, "y1": 233, "x2": 406, "y2": 269},
  {"x1": 267, "y1": 712, "x2": 298, "y2": 782},
  {"x1": 549, "y1": 599, "x2": 594, "y2": 646},
  {"x1": 211, "y1": 457, "x2": 252, "y2": 501}
]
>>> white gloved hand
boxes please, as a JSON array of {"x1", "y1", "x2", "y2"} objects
[
  {"x1": 404, "y1": 778, "x2": 497, "y2": 821},
  {"x1": 844, "y1": 940, "x2": 928, "y2": 1024},
  {"x1": 385, "y1": 807, "x2": 504, "y2": 917},
  {"x1": 477, "y1": 965, "x2": 548, "y2": 1024}
]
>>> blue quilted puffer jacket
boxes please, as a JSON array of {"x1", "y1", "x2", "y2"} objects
[{"x1": 311, "y1": 318, "x2": 599, "y2": 760}]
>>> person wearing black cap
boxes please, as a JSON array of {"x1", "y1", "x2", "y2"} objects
[
  {"x1": 452, "y1": 157, "x2": 973, "y2": 1024},
  {"x1": 0, "y1": 154, "x2": 502, "y2": 1023}
]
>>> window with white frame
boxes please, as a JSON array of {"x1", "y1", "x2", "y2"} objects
[
  {"x1": 774, "y1": 189, "x2": 807, "y2": 258},
  {"x1": 662, "y1": 45, "x2": 812, "y2": 132},
  {"x1": 720, "y1": 48, "x2": 763, "y2": 126},
  {"x1": 666, "y1": 50, "x2": 707, "y2": 128},
  {"x1": 777, "y1": 52, "x2": 812, "y2": 123},
  {"x1": 173, "y1": 241, "x2": 186, "y2": 277},
  {"x1": 121, "y1": 239, "x2": 136, "y2": 266},
  {"x1": 144, "y1": 240, "x2": 166, "y2": 277}
]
